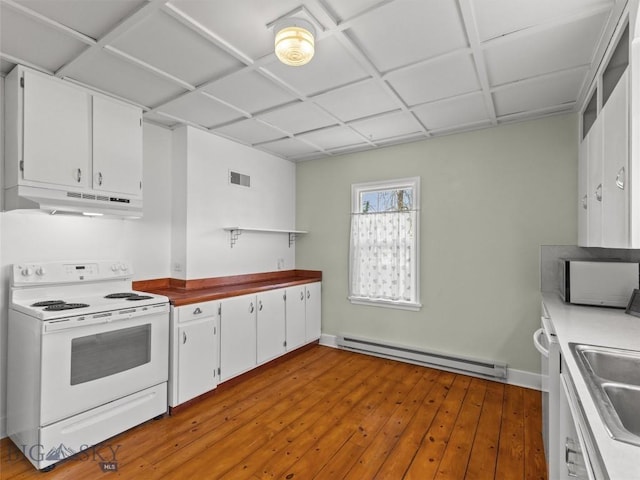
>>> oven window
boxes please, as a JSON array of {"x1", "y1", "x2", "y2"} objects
[{"x1": 70, "y1": 324, "x2": 151, "y2": 385}]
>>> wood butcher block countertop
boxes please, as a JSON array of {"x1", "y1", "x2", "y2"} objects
[{"x1": 134, "y1": 269, "x2": 322, "y2": 307}]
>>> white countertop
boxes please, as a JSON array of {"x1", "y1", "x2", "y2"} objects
[{"x1": 542, "y1": 292, "x2": 640, "y2": 480}]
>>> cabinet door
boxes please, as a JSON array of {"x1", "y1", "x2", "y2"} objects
[
  {"x1": 602, "y1": 69, "x2": 629, "y2": 248},
  {"x1": 587, "y1": 116, "x2": 603, "y2": 247},
  {"x1": 285, "y1": 286, "x2": 306, "y2": 351},
  {"x1": 305, "y1": 283, "x2": 322, "y2": 342},
  {"x1": 177, "y1": 317, "x2": 217, "y2": 404},
  {"x1": 558, "y1": 375, "x2": 592, "y2": 480},
  {"x1": 220, "y1": 295, "x2": 257, "y2": 382},
  {"x1": 256, "y1": 289, "x2": 286, "y2": 364},
  {"x1": 92, "y1": 95, "x2": 143, "y2": 196},
  {"x1": 577, "y1": 139, "x2": 589, "y2": 247},
  {"x1": 22, "y1": 70, "x2": 90, "y2": 188}
]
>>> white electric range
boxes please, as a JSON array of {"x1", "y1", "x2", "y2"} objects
[{"x1": 7, "y1": 260, "x2": 170, "y2": 471}]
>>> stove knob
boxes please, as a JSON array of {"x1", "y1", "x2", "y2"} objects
[
  {"x1": 35, "y1": 267, "x2": 46, "y2": 276},
  {"x1": 21, "y1": 267, "x2": 33, "y2": 277},
  {"x1": 111, "y1": 264, "x2": 119, "y2": 272},
  {"x1": 120, "y1": 264, "x2": 128, "y2": 272}
]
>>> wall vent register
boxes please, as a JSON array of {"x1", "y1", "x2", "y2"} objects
[{"x1": 229, "y1": 171, "x2": 251, "y2": 187}]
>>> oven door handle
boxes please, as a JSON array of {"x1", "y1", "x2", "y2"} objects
[{"x1": 533, "y1": 328, "x2": 549, "y2": 357}]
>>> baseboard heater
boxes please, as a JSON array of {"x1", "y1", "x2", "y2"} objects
[{"x1": 336, "y1": 335, "x2": 507, "y2": 380}]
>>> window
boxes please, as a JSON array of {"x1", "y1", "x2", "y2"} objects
[{"x1": 349, "y1": 177, "x2": 420, "y2": 310}]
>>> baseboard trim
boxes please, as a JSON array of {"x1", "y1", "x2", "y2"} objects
[
  {"x1": 319, "y1": 333, "x2": 338, "y2": 348},
  {"x1": 320, "y1": 334, "x2": 542, "y2": 391}
]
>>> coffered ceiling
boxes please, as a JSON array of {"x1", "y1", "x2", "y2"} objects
[{"x1": 0, "y1": 0, "x2": 625, "y2": 161}]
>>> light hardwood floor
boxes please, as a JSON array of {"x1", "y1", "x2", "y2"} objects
[{"x1": 0, "y1": 345, "x2": 546, "y2": 479}]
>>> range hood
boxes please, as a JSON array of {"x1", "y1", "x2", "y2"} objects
[{"x1": 4, "y1": 184, "x2": 143, "y2": 218}]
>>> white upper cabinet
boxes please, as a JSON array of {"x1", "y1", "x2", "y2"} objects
[
  {"x1": 4, "y1": 65, "x2": 143, "y2": 215},
  {"x1": 578, "y1": 137, "x2": 589, "y2": 246},
  {"x1": 92, "y1": 96, "x2": 143, "y2": 197},
  {"x1": 602, "y1": 69, "x2": 629, "y2": 248},
  {"x1": 587, "y1": 114, "x2": 603, "y2": 247},
  {"x1": 578, "y1": 17, "x2": 632, "y2": 247},
  {"x1": 22, "y1": 69, "x2": 91, "y2": 188}
]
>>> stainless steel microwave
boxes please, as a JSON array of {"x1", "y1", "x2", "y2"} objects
[{"x1": 559, "y1": 259, "x2": 640, "y2": 307}]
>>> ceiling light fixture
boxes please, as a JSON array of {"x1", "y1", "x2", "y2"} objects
[{"x1": 274, "y1": 18, "x2": 315, "y2": 67}]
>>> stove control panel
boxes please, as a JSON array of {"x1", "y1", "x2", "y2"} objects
[
  {"x1": 111, "y1": 263, "x2": 129, "y2": 273},
  {"x1": 12, "y1": 261, "x2": 134, "y2": 285},
  {"x1": 65, "y1": 263, "x2": 98, "y2": 277}
]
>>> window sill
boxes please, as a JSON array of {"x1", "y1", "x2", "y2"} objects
[{"x1": 348, "y1": 297, "x2": 422, "y2": 311}]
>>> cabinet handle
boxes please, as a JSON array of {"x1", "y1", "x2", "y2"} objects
[
  {"x1": 300, "y1": 291, "x2": 304, "y2": 301},
  {"x1": 182, "y1": 332, "x2": 187, "y2": 344},
  {"x1": 76, "y1": 168, "x2": 82, "y2": 183},
  {"x1": 565, "y1": 437, "x2": 581, "y2": 464},
  {"x1": 307, "y1": 290, "x2": 310, "y2": 300},
  {"x1": 616, "y1": 167, "x2": 625, "y2": 190},
  {"x1": 97, "y1": 172, "x2": 103, "y2": 186},
  {"x1": 595, "y1": 183, "x2": 602, "y2": 202},
  {"x1": 193, "y1": 307, "x2": 203, "y2": 315},
  {"x1": 249, "y1": 302, "x2": 254, "y2": 313},
  {"x1": 581, "y1": 194, "x2": 587, "y2": 210},
  {"x1": 259, "y1": 300, "x2": 263, "y2": 311}
]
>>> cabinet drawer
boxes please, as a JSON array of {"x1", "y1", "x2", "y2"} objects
[{"x1": 175, "y1": 301, "x2": 218, "y2": 323}]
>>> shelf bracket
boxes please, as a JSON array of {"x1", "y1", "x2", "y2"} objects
[
  {"x1": 288, "y1": 232, "x2": 297, "y2": 248},
  {"x1": 229, "y1": 229, "x2": 241, "y2": 248}
]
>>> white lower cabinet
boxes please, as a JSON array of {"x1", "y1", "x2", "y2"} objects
[
  {"x1": 558, "y1": 367, "x2": 605, "y2": 480},
  {"x1": 305, "y1": 282, "x2": 322, "y2": 342},
  {"x1": 172, "y1": 282, "x2": 321, "y2": 402},
  {"x1": 170, "y1": 302, "x2": 219, "y2": 407},
  {"x1": 220, "y1": 294, "x2": 257, "y2": 382},
  {"x1": 285, "y1": 285, "x2": 306, "y2": 351},
  {"x1": 257, "y1": 289, "x2": 286, "y2": 364},
  {"x1": 177, "y1": 318, "x2": 217, "y2": 404},
  {"x1": 285, "y1": 282, "x2": 322, "y2": 350}
]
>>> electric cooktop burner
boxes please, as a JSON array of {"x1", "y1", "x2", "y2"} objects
[
  {"x1": 43, "y1": 303, "x2": 90, "y2": 311},
  {"x1": 126, "y1": 295, "x2": 154, "y2": 301},
  {"x1": 105, "y1": 293, "x2": 155, "y2": 301},
  {"x1": 105, "y1": 293, "x2": 137, "y2": 299},
  {"x1": 31, "y1": 300, "x2": 66, "y2": 307}
]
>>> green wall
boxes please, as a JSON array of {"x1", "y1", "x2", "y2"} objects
[{"x1": 295, "y1": 114, "x2": 578, "y2": 374}]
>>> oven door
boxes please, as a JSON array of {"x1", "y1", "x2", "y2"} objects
[{"x1": 40, "y1": 304, "x2": 169, "y2": 426}]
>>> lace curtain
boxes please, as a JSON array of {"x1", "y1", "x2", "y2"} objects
[{"x1": 349, "y1": 210, "x2": 417, "y2": 303}]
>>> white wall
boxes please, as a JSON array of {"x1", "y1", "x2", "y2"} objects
[
  {"x1": 171, "y1": 126, "x2": 296, "y2": 279},
  {"x1": 296, "y1": 114, "x2": 578, "y2": 376},
  {"x1": 0, "y1": 120, "x2": 173, "y2": 437}
]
